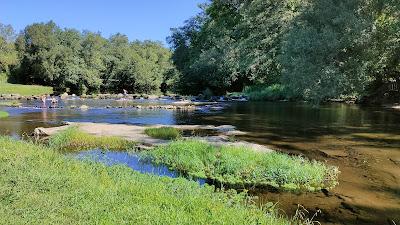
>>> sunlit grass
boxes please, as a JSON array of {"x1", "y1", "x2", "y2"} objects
[
  {"x1": 0, "y1": 83, "x2": 53, "y2": 96},
  {"x1": 48, "y1": 127, "x2": 136, "y2": 151},
  {"x1": 0, "y1": 100, "x2": 22, "y2": 107},
  {"x1": 0, "y1": 111, "x2": 9, "y2": 118},
  {"x1": 144, "y1": 127, "x2": 182, "y2": 140},
  {"x1": 0, "y1": 136, "x2": 297, "y2": 224},
  {"x1": 141, "y1": 140, "x2": 339, "y2": 192}
]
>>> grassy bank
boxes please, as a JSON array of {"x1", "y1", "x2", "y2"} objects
[
  {"x1": 0, "y1": 136, "x2": 296, "y2": 224},
  {"x1": 243, "y1": 84, "x2": 288, "y2": 101},
  {"x1": 48, "y1": 127, "x2": 136, "y2": 151},
  {"x1": 144, "y1": 127, "x2": 182, "y2": 140},
  {"x1": 0, "y1": 83, "x2": 53, "y2": 96},
  {"x1": 141, "y1": 140, "x2": 339, "y2": 191},
  {"x1": 0, "y1": 111, "x2": 9, "y2": 118},
  {"x1": 0, "y1": 100, "x2": 22, "y2": 107}
]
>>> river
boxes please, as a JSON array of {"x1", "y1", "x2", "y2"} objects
[{"x1": 0, "y1": 100, "x2": 399, "y2": 225}]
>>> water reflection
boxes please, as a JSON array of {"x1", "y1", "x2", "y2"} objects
[{"x1": 75, "y1": 150, "x2": 206, "y2": 185}]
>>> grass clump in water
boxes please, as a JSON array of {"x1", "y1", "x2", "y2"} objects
[
  {"x1": 141, "y1": 140, "x2": 339, "y2": 192},
  {"x1": 0, "y1": 111, "x2": 9, "y2": 118},
  {"x1": 144, "y1": 127, "x2": 181, "y2": 140},
  {"x1": 48, "y1": 126, "x2": 136, "y2": 151},
  {"x1": 0, "y1": 136, "x2": 296, "y2": 224}
]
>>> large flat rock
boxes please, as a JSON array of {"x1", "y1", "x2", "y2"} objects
[{"x1": 34, "y1": 122, "x2": 273, "y2": 153}]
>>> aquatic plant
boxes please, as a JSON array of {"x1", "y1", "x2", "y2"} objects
[
  {"x1": 0, "y1": 136, "x2": 298, "y2": 224},
  {"x1": 48, "y1": 127, "x2": 136, "y2": 151},
  {"x1": 0, "y1": 111, "x2": 9, "y2": 118},
  {"x1": 144, "y1": 127, "x2": 181, "y2": 140},
  {"x1": 141, "y1": 140, "x2": 339, "y2": 192}
]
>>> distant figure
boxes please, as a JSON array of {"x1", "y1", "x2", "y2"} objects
[
  {"x1": 51, "y1": 96, "x2": 58, "y2": 107},
  {"x1": 123, "y1": 89, "x2": 128, "y2": 98},
  {"x1": 41, "y1": 95, "x2": 47, "y2": 108}
]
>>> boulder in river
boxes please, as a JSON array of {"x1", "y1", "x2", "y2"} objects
[
  {"x1": 80, "y1": 105, "x2": 89, "y2": 110},
  {"x1": 60, "y1": 93, "x2": 69, "y2": 99}
]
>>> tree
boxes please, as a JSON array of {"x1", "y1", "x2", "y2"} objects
[{"x1": 0, "y1": 23, "x2": 18, "y2": 74}]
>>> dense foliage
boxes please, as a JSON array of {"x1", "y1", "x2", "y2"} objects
[
  {"x1": 169, "y1": 0, "x2": 399, "y2": 102},
  {"x1": 0, "y1": 21, "x2": 174, "y2": 95}
]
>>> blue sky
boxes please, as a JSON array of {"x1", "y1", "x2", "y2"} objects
[{"x1": 1, "y1": 0, "x2": 205, "y2": 45}]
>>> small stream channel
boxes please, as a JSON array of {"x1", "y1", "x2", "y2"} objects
[{"x1": 74, "y1": 149, "x2": 207, "y2": 185}]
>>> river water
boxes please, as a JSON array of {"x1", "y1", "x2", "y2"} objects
[{"x1": 0, "y1": 100, "x2": 399, "y2": 225}]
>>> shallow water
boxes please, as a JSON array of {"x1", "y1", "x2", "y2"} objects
[
  {"x1": 74, "y1": 150, "x2": 206, "y2": 185},
  {"x1": 0, "y1": 99, "x2": 399, "y2": 224}
]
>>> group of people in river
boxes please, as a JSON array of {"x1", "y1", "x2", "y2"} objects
[
  {"x1": 38, "y1": 89, "x2": 129, "y2": 108},
  {"x1": 40, "y1": 95, "x2": 59, "y2": 108}
]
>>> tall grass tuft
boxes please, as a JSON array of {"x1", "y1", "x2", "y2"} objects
[
  {"x1": 144, "y1": 127, "x2": 182, "y2": 140},
  {"x1": 48, "y1": 126, "x2": 136, "y2": 151},
  {"x1": 141, "y1": 140, "x2": 339, "y2": 192},
  {"x1": 0, "y1": 136, "x2": 298, "y2": 224}
]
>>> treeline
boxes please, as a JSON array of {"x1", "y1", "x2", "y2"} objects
[
  {"x1": 0, "y1": 21, "x2": 175, "y2": 94},
  {"x1": 169, "y1": 0, "x2": 399, "y2": 102}
]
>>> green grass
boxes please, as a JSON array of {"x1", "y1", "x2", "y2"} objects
[
  {"x1": 145, "y1": 127, "x2": 182, "y2": 140},
  {"x1": 0, "y1": 136, "x2": 296, "y2": 224},
  {"x1": 48, "y1": 127, "x2": 136, "y2": 151},
  {"x1": 141, "y1": 140, "x2": 339, "y2": 192},
  {"x1": 0, "y1": 111, "x2": 9, "y2": 118},
  {"x1": 0, "y1": 83, "x2": 53, "y2": 96},
  {"x1": 0, "y1": 100, "x2": 22, "y2": 107},
  {"x1": 243, "y1": 84, "x2": 288, "y2": 101}
]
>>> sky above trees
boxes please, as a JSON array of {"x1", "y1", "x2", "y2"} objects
[{"x1": 0, "y1": 0, "x2": 205, "y2": 45}]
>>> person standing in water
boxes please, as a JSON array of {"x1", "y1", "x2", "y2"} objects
[
  {"x1": 51, "y1": 96, "x2": 58, "y2": 107},
  {"x1": 41, "y1": 95, "x2": 47, "y2": 108},
  {"x1": 123, "y1": 89, "x2": 128, "y2": 98}
]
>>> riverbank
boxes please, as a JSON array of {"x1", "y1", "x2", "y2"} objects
[
  {"x1": 0, "y1": 136, "x2": 296, "y2": 224},
  {"x1": 0, "y1": 83, "x2": 53, "y2": 97}
]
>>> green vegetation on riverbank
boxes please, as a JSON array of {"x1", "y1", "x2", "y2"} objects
[
  {"x1": 0, "y1": 100, "x2": 22, "y2": 107},
  {"x1": 243, "y1": 84, "x2": 289, "y2": 101},
  {"x1": 0, "y1": 136, "x2": 297, "y2": 224},
  {"x1": 48, "y1": 127, "x2": 136, "y2": 151},
  {"x1": 141, "y1": 140, "x2": 339, "y2": 191},
  {"x1": 0, "y1": 22, "x2": 174, "y2": 95},
  {"x1": 144, "y1": 127, "x2": 181, "y2": 140},
  {"x1": 0, "y1": 111, "x2": 9, "y2": 118},
  {"x1": 169, "y1": 0, "x2": 399, "y2": 103},
  {"x1": 0, "y1": 82, "x2": 53, "y2": 96}
]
